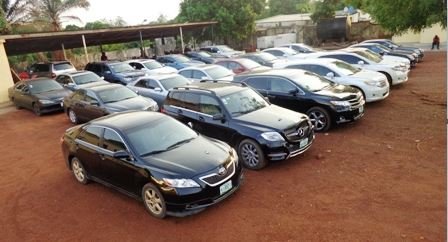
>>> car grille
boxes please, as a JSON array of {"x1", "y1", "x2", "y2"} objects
[
  {"x1": 200, "y1": 158, "x2": 235, "y2": 187},
  {"x1": 347, "y1": 93, "x2": 364, "y2": 109},
  {"x1": 284, "y1": 120, "x2": 311, "y2": 143}
]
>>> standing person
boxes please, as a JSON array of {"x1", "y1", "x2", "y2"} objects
[
  {"x1": 432, "y1": 35, "x2": 440, "y2": 50},
  {"x1": 100, "y1": 51, "x2": 108, "y2": 61}
]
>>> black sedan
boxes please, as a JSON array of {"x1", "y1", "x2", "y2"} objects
[
  {"x1": 8, "y1": 78, "x2": 72, "y2": 115},
  {"x1": 184, "y1": 51, "x2": 217, "y2": 64},
  {"x1": 61, "y1": 111, "x2": 243, "y2": 218},
  {"x1": 63, "y1": 83, "x2": 158, "y2": 124}
]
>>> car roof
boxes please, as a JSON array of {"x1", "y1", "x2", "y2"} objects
[
  {"x1": 124, "y1": 59, "x2": 157, "y2": 63},
  {"x1": 90, "y1": 111, "x2": 168, "y2": 131},
  {"x1": 262, "y1": 47, "x2": 292, "y2": 52},
  {"x1": 236, "y1": 68, "x2": 308, "y2": 78},
  {"x1": 179, "y1": 64, "x2": 221, "y2": 71},
  {"x1": 60, "y1": 70, "x2": 94, "y2": 76},
  {"x1": 80, "y1": 83, "x2": 121, "y2": 92},
  {"x1": 173, "y1": 81, "x2": 246, "y2": 96}
]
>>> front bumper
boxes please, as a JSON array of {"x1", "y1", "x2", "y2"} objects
[
  {"x1": 39, "y1": 101, "x2": 64, "y2": 114},
  {"x1": 391, "y1": 71, "x2": 409, "y2": 85},
  {"x1": 261, "y1": 131, "x2": 315, "y2": 161},
  {"x1": 365, "y1": 86, "x2": 390, "y2": 102},
  {"x1": 332, "y1": 105, "x2": 365, "y2": 124}
]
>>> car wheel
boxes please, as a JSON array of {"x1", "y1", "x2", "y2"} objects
[
  {"x1": 32, "y1": 103, "x2": 42, "y2": 116},
  {"x1": 379, "y1": 71, "x2": 392, "y2": 86},
  {"x1": 142, "y1": 183, "x2": 167, "y2": 219},
  {"x1": 68, "y1": 108, "x2": 79, "y2": 124},
  {"x1": 238, "y1": 139, "x2": 267, "y2": 170},
  {"x1": 71, "y1": 157, "x2": 89, "y2": 184},
  {"x1": 307, "y1": 107, "x2": 331, "y2": 132}
]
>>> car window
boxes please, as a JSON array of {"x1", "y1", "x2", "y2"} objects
[
  {"x1": 31, "y1": 64, "x2": 50, "y2": 72},
  {"x1": 228, "y1": 62, "x2": 243, "y2": 70},
  {"x1": 15, "y1": 83, "x2": 26, "y2": 91},
  {"x1": 73, "y1": 72, "x2": 101, "y2": 85},
  {"x1": 179, "y1": 70, "x2": 193, "y2": 78},
  {"x1": 133, "y1": 63, "x2": 144, "y2": 70},
  {"x1": 147, "y1": 79, "x2": 161, "y2": 89},
  {"x1": 264, "y1": 50, "x2": 281, "y2": 56},
  {"x1": 28, "y1": 79, "x2": 64, "y2": 94},
  {"x1": 192, "y1": 70, "x2": 206, "y2": 79},
  {"x1": 165, "y1": 92, "x2": 184, "y2": 107},
  {"x1": 159, "y1": 76, "x2": 189, "y2": 90},
  {"x1": 181, "y1": 93, "x2": 200, "y2": 111},
  {"x1": 54, "y1": 62, "x2": 74, "y2": 71},
  {"x1": 102, "y1": 129, "x2": 127, "y2": 152},
  {"x1": 134, "y1": 79, "x2": 148, "y2": 88},
  {"x1": 270, "y1": 78, "x2": 297, "y2": 93},
  {"x1": 323, "y1": 54, "x2": 362, "y2": 64},
  {"x1": 296, "y1": 64, "x2": 335, "y2": 77},
  {"x1": 199, "y1": 95, "x2": 222, "y2": 115},
  {"x1": 84, "y1": 91, "x2": 99, "y2": 103},
  {"x1": 244, "y1": 77, "x2": 269, "y2": 90},
  {"x1": 216, "y1": 62, "x2": 229, "y2": 68},
  {"x1": 79, "y1": 126, "x2": 103, "y2": 146},
  {"x1": 56, "y1": 75, "x2": 72, "y2": 85}
]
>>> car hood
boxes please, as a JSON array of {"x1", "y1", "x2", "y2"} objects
[
  {"x1": 182, "y1": 60, "x2": 205, "y2": 66},
  {"x1": 104, "y1": 96, "x2": 156, "y2": 112},
  {"x1": 352, "y1": 70, "x2": 387, "y2": 82},
  {"x1": 119, "y1": 70, "x2": 146, "y2": 78},
  {"x1": 314, "y1": 84, "x2": 358, "y2": 100},
  {"x1": 145, "y1": 66, "x2": 177, "y2": 75},
  {"x1": 141, "y1": 136, "x2": 231, "y2": 178},
  {"x1": 234, "y1": 105, "x2": 307, "y2": 132},
  {"x1": 35, "y1": 89, "x2": 72, "y2": 100}
]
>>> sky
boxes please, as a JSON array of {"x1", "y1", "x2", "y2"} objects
[{"x1": 64, "y1": 0, "x2": 183, "y2": 27}]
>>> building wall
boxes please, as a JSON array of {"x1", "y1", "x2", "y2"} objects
[
  {"x1": 392, "y1": 23, "x2": 446, "y2": 44},
  {"x1": 0, "y1": 39, "x2": 15, "y2": 103}
]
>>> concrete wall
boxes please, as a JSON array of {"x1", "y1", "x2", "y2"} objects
[
  {"x1": 0, "y1": 39, "x2": 15, "y2": 103},
  {"x1": 392, "y1": 23, "x2": 446, "y2": 44}
]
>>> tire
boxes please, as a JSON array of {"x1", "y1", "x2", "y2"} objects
[
  {"x1": 238, "y1": 139, "x2": 267, "y2": 170},
  {"x1": 307, "y1": 106, "x2": 331, "y2": 132},
  {"x1": 142, "y1": 183, "x2": 167, "y2": 219},
  {"x1": 71, "y1": 157, "x2": 89, "y2": 185},
  {"x1": 67, "y1": 108, "x2": 79, "y2": 124},
  {"x1": 32, "y1": 103, "x2": 42, "y2": 116}
]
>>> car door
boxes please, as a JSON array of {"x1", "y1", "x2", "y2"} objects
[
  {"x1": 178, "y1": 70, "x2": 193, "y2": 80},
  {"x1": 98, "y1": 128, "x2": 139, "y2": 194},
  {"x1": 195, "y1": 94, "x2": 234, "y2": 143},
  {"x1": 18, "y1": 83, "x2": 35, "y2": 109},
  {"x1": 192, "y1": 70, "x2": 207, "y2": 81},
  {"x1": 74, "y1": 126, "x2": 104, "y2": 178},
  {"x1": 83, "y1": 91, "x2": 107, "y2": 120},
  {"x1": 268, "y1": 77, "x2": 306, "y2": 112},
  {"x1": 242, "y1": 77, "x2": 270, "y2": 97}
]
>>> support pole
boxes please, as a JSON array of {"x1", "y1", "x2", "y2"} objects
[
  {"x1": 82, "y1": 35, "x2": 89, "y2": 63},
  {"x1": 179, "y1": 27, "x2": 185, "y2": 54},
  {"x1": 61, "y1": 43, "x2": 67, "y2": 60},
  {"x1": 139, "y1": 31, "x2": 145, "y2": 57}
]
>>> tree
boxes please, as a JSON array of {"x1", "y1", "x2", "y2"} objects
[
  {"x1": 310, "y1": 0, "x2": 345, "y2": 23},
  {"x1": 177, "y1": 0, "x2": 266, "y2": 43},
  {"x1": 346, "y1": 0, "x2": 447, "y2": 33},
  {"x1": 29, "y1": 0, "x2": 90, "y2": 31},
  {"x1": 1, "y1": 0, "x2": 32, "y2": 33},
  {"x1": 267, "y1": 0, "x2": 311, "y2": 16}
]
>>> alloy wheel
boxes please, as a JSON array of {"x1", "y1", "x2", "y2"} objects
[
  {"x1": 68, "y1": 109, "x2": 78, "y2": 124},
  {"x1": 144, "y1": 189, "x2": 163, "y2": 215},
  {"x1": 71, "y1": 158, "x2": 87, "y2": 183},
  {"x1": 241, "y1": 143, "x2": 259, "y2": 167},
  {"x1": 308, "y1": 111, "x2": 327, "y2": 131}
]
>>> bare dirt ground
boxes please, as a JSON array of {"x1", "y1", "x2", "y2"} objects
[{"x1": 0, "y1": 52, "x2": 446, "y2": 241}]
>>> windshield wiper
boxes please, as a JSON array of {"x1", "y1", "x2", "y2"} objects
[
  {"x1": 141, "y1": 149, "x2": 167, "y2": 157},
  {"x1": 165, "y1": 137, "x2": 195, "y2": 150},
  {"x1": 231, "y1": 110, "x2": 252, "y2": 116}
]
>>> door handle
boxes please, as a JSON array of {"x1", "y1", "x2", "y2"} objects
[{"x1": 199, "y1": 116, "x2": 204, "y2": 121}]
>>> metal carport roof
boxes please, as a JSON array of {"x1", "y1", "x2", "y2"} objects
[{"x1": 1, "y1": 21, "x2": 217, "y2": 55}]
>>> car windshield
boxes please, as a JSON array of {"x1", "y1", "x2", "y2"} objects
[
  {"x1": 109, "y1": 63, "x2": 134, "y2": 73},
  {"x1": 352, "y1": 50, "x2": 382, "y2": 63},
  {"x1": 54, "y1": 62, "x2": 74, "y2": 71},
  {"x1": 142, "y1": 61, "x2": 163, "y2": 70},
  {"x1": 73, "y1": 72, "x2": 101, "y2": 85},
  {"x1": 290, "y1": 72, "x2": 333, "y2": 92},
  {"x1": 159, "y1": 75, "x2": 190, "y2": 90},
  {"x1": 97, "y1": 86, "x2": 138, "y2": 103},
  {"x1": 217, "y1": 45, "x2": 234, "y2": 52},
  {"x1": 197, "y1": 51, "x2": 212, "y2": 57},
  {"x1": 331, "y1": 60, "x2": 361, "y2": 75},
  {"x1": 238, "y1": 59, "x2": 261, "y2": 69},
  {"x1": 206, "y1": 66, "x2": 234, "y2": 79},
  {"x1": 29, "y1": 79, "x2": 64, "y2": 94},
  {"x1": 282, "y1": 48, "x2": 299, "y2": 56},
  {"x1": 221, "y1": 89, "x2": 268, "y2": 117},
  {"x1": 376, "y1": 45, "x2": 392, "y2": 53},
  {"x1": 126, "y1": 116, "x2": 198, "y2": 156},
  {"x1": 295, "y1": 44, "x2": 314, "y2": 52},
  {"x1": 257, "y1": 52, "x2": 278, "y2": 62},
  {"x1": 171, "y1": 55, "x2": 190, "y2": 63}
]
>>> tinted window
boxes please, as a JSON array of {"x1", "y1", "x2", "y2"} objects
[
  {"x1": 97, "y1": 86, "x2": 138, "y2": 103},
  {"x1": 31, "y1": 64, "x2": 50, "y2": 72},
  {"x1": 73, "y1": 72, "x2": 101, "y2": 85},
  {"x1": 135, "y1": 79, "x2": 147, "y2": 88},
  {"x1": 165, "y1": 92, "x2": 183, "y2": 107},
  {"x1": 192, "y1": 70, "x2": 206, "y2": 79},
  {"x1": 28, "y1": 79, "x2": 64, "y2": 94},
  {"x1": 80, "y1": 126, "x2": 103, "y2": 146},
  {"x1": 289, "y1": 72, "x2": 333, "y2": 92},
  {"x1": 323, "y1": 54, "x2": 362, "y2": 64},
  {"x1": 54, "y1": 62, "x2": 74, "y2": 71},
  {"x1": 199, "y1": 95, "x2": 222, "y2": 115},
  {"x1": 102, "y1": 129, "x2": 127, "y2": 152},
  {"x1": 181, "y1": 93, "x2": 200, "y2": 111},
  {"x1": 221, "y1": 89, "x2": 268, "y2": 116},
  {"x1": 179, "y1": 70, "x2": 193, "y2": 78},
  {"x1": 244, "y1": 77, "x2": 269, "y2": 90},
  {"x1": 270, "y1": 78, "x2": 297, "y2": 93},
  {"x1": 264, "y1": 50, "x2": 282, "y2": 56},
  {"x1": 301, "y1": 65, "x2": 335, "y2": 77},
  {"x1": 109, "y1": 63, "x2": 134, "y2": 73}
]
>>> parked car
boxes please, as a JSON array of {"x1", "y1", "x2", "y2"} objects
[
  {"x1": 28, "y1": 61, "x2": 76, "y2": 79},
  {"x1": 361, "y1": 39, "x2": 424, "y2": 61},
  {"x1": 303, "y1": 51, "x2": 408, "y2": 86},
  {"x1": 63, "y1": 84, "x2": 158, "y2": 124},
  {"x1": 215, "y1": 58, "x2": 271, "y2": 74},
  {"x1": 55, "y1": 71, "x2": 108, "y2": 91},
  {"x1": 184, "y1": 51, "x2": 218, "y2": 64},
  {"x1": 199, "y1": 45, "x2": 244, "y2": 58},
  {"x1": 178, "y1": 64, "x2": 234, "y2": 82},
  {"x1": 8, "y1": 78, "x2": 72, "y2": 115},
  {"x1": 61, "y1": 111, "x2": 243, "y2": 218},
  {"x1": 240, "y1": 52, "x2": 286, "y2": 67},
  {"x1": 163, "y1": 81, "x2": 314, "y2": 169},
  {"x1": 350, "y1": 43, "x2": 417, "y2": 67},
  {"x1": 274, "y1": 58, "x2": 390, "y2": 102},
  {"x1": 124, "y1": 59, "x2": 177, "y2": 75},
  {"x1": 344, "y1": 48, "x2": 411, "y2": 71},
  {"x1": 84, "y1": 61, "x2": 147, "y2": 85},
  {"x1": 156, "y1": 55, "x2": 204, "y2": 70},
  {"x1": 127, "y1": 74, "x2": 191, "y2": 107},
  {"x1": 233, "y1": 69, "x2": 365, "y2": 132},
  {"x1": 261, "y1": 47, "x2": 301, "y2": 59},
  {"x1": 279, "y1": 43, "x2": 316, "y2": 53}
]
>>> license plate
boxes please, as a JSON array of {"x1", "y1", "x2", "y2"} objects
[
  {"x1": 219, "y1": 180, "x2": 232, "y2": 195},
  {"x1": 300, "y1": 138, "x2": 309, "y2": 148},
  {"x1": 359, "y1": 105, "x2": 364, "y2": 113}
]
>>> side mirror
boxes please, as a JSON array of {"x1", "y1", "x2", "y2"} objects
[
  {"x1": 104, "y1": 71, "x2": 111, "y2": 75},
  {"x1": 357, "y1": 60, "x2": 365, "y2": 65},
  {"x1": 100, "y1": 76, "x2": 104, "y2": 80},
  {"x1": 326, "y1": 72, "x2": 335, "y2": 79},
  {"x1": 212, "y1": 113, "x2": 224, "y2": 120},
  {"x1": 288, "y1": 88, "x2": 299, "y2": 95},
  {"x1": 154, "y1": 87, "x2": 162, "y2": 92},
  {"x1": 113, "y1": 150, "x2": 131, "y2": 159}
]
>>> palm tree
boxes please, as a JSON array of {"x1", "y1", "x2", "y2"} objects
[
  {"x1": 1, "y1": 0, "x2": 32, "y2": 33},
  {"x1": 29, "y1": 0, "x2": 90, "y2": 31}
]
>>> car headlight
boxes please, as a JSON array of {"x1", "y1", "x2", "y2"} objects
[
  {"x1": 163, "y1": 178, "x2": 200, "y2": 188},
  {"x1": 364, "y1": 80, "x2": 381, "y2": 86},
  {"x1": 392, "y1": 66, "x2": 404, "y2": 71},
  {"x1": 39, "y1": 99, "x2": 54, "y2": 104},
  {"x1": 230, "y1": 147, "x2": 239, "y2": 166},
  {"x1": 261, "y1": 132, "x2": 285, "y2": 142},
  {"x1": 412, "y1": 53, "x2": 418, "y2": 58},
  {"x1": 330, "y1": 100, "x2": 350, "y2": 107}
]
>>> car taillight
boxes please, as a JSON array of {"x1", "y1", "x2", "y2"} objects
[
  {"x1": 51, "y1": 73, "x2": 56, "y2": 78},
  {"x1": 160, "y1": 107, "x2": 165, "y2": 113}
]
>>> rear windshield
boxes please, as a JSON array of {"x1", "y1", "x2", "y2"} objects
[
  {"x1": 73, "y1": 72, "x2": 101, "y2": 85},
  {"x1": 54, "y1": 62, "x2": 75, "y2": 71},
  {"x1": 331, "y1": 61, "x2": 361, "y2": 75},
  {"x1": 159, "y1": 75, "x2": 190, "y2": 90},
  {"x1": 29, "y1": 79, "x2": 64, "y2": 94}
]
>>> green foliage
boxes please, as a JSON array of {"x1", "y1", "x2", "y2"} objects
[
  {"x1": 311, "y1": 0, "x2": 345, "y2": 23},
  {"x1": 64, "y1": 24, "x2": 81, "y2": 31},
  {"x1": 0, "y1": 7, "x2": 7, "y2": 33},
  {"x1": 267, "y1": 0, "x2": 311, "y2": 16},
  {"x1": 177, "y1": 0, "x2": 266, "y2": 42},
  {"x1": 346, "y1": 0, "x2": 447, "y2": 33}
]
